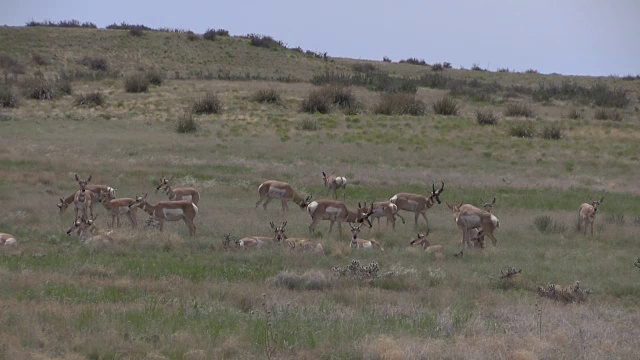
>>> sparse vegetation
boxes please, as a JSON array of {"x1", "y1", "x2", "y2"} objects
[
  {"x1": 382, "y1": 56, "x2": 391, "y2": 63},
  {"x1": 534, "y1": 215, "x2": 568, "y2": 233},
  {"x1": 123, "y1": 73, "x2": 149, "y2": 93},
  {"x1": 300, "y1": 89, "x2": 331, "y2": 114},
  {"x1": 80, "y1": 56, "x2": 109, "y2": 71},
  {"x1": 175, "y1": 112, "x2": 199, "y2": 133},
  {"x1": 192, "y1": 91, "x2": 222, "y2": 114},
  {"x1": 471, "y1": 63, "x2": 485, "y2": 71},
  {"x1": 565, "y1": 109, "x2": 582, "y2": 119},
  {"x1": 26, "y1": 19, "x2": 96, "y2": 28},
  {"x1": 0, "y1": 82, "x2": 19, "y2": 107},
  {"x1": 31, "y1": 53, "x2": 50, "y2": 66},
  {"x1": 19, "y1": 76, "x2": 70, "y2": 100},
  {"x1": 128, "y1": 28, "x2": 144, "y2": 37},
  {"x1": 0, "y1": 54, "x2": 25, "y2": 74},
  {"x1": 203, "y1": 28, "x2": 229, "y2": 41},
  {"x1": 399, "y1": 58, "x2": 428, "y2": 66},
  {"x1": 145, "y1": 69, "x2": 164, "y2": 86},
  {"x1": 504, "y1": 102, "x2": 534, "y2": 117},
  {"x1": 540, "y1": 121, "x2": 563, "y2": 140},
  {"x1": 432, "y1": 96, "x2": 461, "y2": 116},
  {"x1": 476, "y1": 109, "x2": 499, "y2": 125},
  {"x1": 525, "y1": 68, "x2": 539, "y2": 74},
  {"x1": 74, "y1": 90, "x2": 105, "y2": 107},
  {"x1": 248, "y1": 34, "x2": 284, "y2": 49},
  {"x1": 374, "y1": 92, "x2": 426, "y2": 116},
  {"x1": 431, "y1": 63, "x2": 444, "y2": 71},
  {"x1": 185, "y1": 31, "x2": 199, "y2": 41},
  {"x1": 252, "y1": 88, "x2": 281, "y2": 104},
  {"x1": 271, "y1": 271, "x2": 331, "y2": 291},
  {"x1": 507, "y1": 120, "x2": 537, "y2": 138},
  {"x1": 594, "y1": 108, "x2": 623, "y2": 121},
  {"x1": 106, "y1": 22, "x2": 152, "y2": 31}
]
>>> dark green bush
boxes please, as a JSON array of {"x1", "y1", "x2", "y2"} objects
[
  {"x1": 20, "y1": 77, "x2": 70, "y2": 100},
  {"x1": 540, "y1": 121, "x2": 563, "y2": 140},
  {"x1": 374, "y1": 93, "x2": 425, "y2": 116},
  {"x1": 399, "y1": 58, "x2": 428, "y2": 66},
  {"x1": 431, "y1": 63, "x2": 444, "y2": 71},
  {"x1": 192, "y1": 92, "x2": 222, "y2": 114},
  {"x1": 145, "y1": 69, "x2": 164, "y2": 85},
  {"x1": 248, "y1": 34, "x2": 284, "y2": 49},
  {"x1": 300, "y1": 89, "x2": 331, "y2": 114},
  {"x1": 175, "y1": 112, "x2": 198, "y2": 133},
  {"x1": 432, "y1": 96, "x2": 461, "y2": 116},
  {"x1": 507, "y1": 120, "x2": 537, "y2": 138},
  {"x1": 123, "y1": 73, "x2": 149, "y2": 93}
]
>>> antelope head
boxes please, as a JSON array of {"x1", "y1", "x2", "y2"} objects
[
  {"x1": 270, "y1": 221, "x2": 288, "y2": 242},
  {"x1": 480, "y1": 197, "x2": 496, "y2": 212},
  {"x1": 446, "y1": 202, "x2": 464, "y2": 222},
  {"x1": 410, "y1": 230, "x2": 431, "y2": 247},
  {"x1": 322, "y1": 172, "x2": 329, "y2": 186},
  {"x1": 66, "y1": 214, "x2": 99, "y2": 239},
  {"x1": 155, "y1": 175, "x2": 174, "y2": 194},
  {"x1": 222, "y1": 233, "x2": 232, "y2": 248},
  {"x1": 75, "y1": 174, "x2": 92, "y2": 191},
  {"x1": 130, "y1": 194, "x2": 148, "y2": 209},
  {"x1": 591, "y1": 197, "x2": 604, "y2": 212},
  {"x1": 299, "y1": 195, "x2": 313, "y2": 209},
  {"x1": 430, "y1": 182, "x2": 445, "y2": 204},
  {"x1": 349, "y1": 222, "x2": 364, "y2": 240},
  {"x1": 57, "y1": 197, "x2": 69, "y2": 213}
]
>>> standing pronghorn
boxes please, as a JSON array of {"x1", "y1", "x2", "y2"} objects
[
  {"x1": 322, "y1": 172, "x2": 347, "y2": 200},
  {"x1": 130, "y1": 194, "x2": 199, "y2": 236},
  {"x1": 57, "y1": 184, "x2": 117, "y2": 214},
  {"x1": 447, "y1": 203, "x2": 500, "y2": 247},
  {"x1": 349, "y1": 223, "x2": 384, "y2": 250},
  {"x1": 255, "y1": 180, "x2": 311, "y2": 211},
  {"x1": 97, "y1": 191, "x2": 138, "y2": 228},
  {"x1": 155, "y1": 175, "x2": 200, "y2": 205},
  {"x1": 307, "y1": 199, "x2": 373, "y2": 236},
  {"x1": 390, "y1": 182, "x2": 445, "y2": 227},
  {"x1": 0, "y1": 233, "x2": 17, "y2": 246},
  {"x1": 358, "y1": 201, "x2": 405, "y2": 229},
  {"x1": 578, "y1": 197, "x2": 604, "y2": 236},
  {"x1": 73, "y1": 174, "x2": 95, "y2": 221}
]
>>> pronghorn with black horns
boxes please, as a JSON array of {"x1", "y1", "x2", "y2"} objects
[
  {"x1": 390, "y1": 181, "x2": 445, "y2": 227},
  {"x1": 130, "y1": 194, "x2": 199, "y2": 236},
  {"x1": 322, "y1": 172, "x2": 347, "y2": 200},
  {"x1": 358, "y1": 201, "x2": 405, "y2": 229},
  {"x1": 255, "y1": 180, "x2": 311, "y2": 211},
  {"x1": 156, "y1": 175, "x2": 200, "y2": 205}
]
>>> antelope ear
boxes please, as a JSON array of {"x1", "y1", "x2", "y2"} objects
[
  {"x1": 57, "y1": 203, "x2": 62, "y2": 209},
  {"x1": 75, "y1": 174, "x2": 80, "y2": 181},
  {"x1": 600, "y1": 197, "x2": 604, "y2": 203},
  {"x1": 322, "y1": 172, "x2": 326, "y2": 177},
  {"x1": 282, "y1": 221, "x2": 287, "y2": 229},
  {"x1": 59, "y1": 197, "x2": 64, "y2": 202},
  {"x1": 270, "y1": 222, "x2": 275, "y2": 229},
  {"x1": 87, "y1": 174, "x2": 92, "y2": 182},
  {"x1": 446, "y1": 203, "x2": 454, "y2": 210},
  {"x1": 492, "y1": 197, "x2": 496, "y2": 204}
]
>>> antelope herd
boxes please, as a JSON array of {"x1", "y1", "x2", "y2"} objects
[{"x1": 0, "y1": 171, "x2": 606, "y2": 253}]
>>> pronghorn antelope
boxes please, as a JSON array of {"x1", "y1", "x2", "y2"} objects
[
  {"x1": 266, "y1": 222, "x2": 324, "y2": 253},
  {"x1": 236, "y1": 221, "x2": 289, "y2": 249},
  {"x1": 409, "y1": 231, "x2": 444, "y2": 256},
  {"x1": 447, "y1": 202, "x2": 500, "y2": 247},
  {"x1": 66, "y1": 214, "x2": 113, "y2": 246},
  {"x1": 155, "y1": 175, "x2": 200, "y2": 205},
  {"x1": 578, "y1": 196, "x2": 604, "y2": 236},
  {"x1": 322, "y1": 172, "x2": 347, "y2": 200},
  {"x1": 390, "y1": 182, "x2": 445, "y2": 227},
  {"x1": 358, "y1": 201, "x2": 405, "y2": 229},
  {"x1": 480, "y1": 197, "x2": 496, "y2": 212},
  {"x1": 349, "y1": 223, "x2": 384, "y2": 250},
  {"x1": 0, "y1": 233, "x2": 17, "y2": 246},
  {"x1": 57, "y1": 184, "x2": 117, "y2": 214},
  {"x1": 73, "y1": 174, "x2": 95, "y2": 220},
  {"x1": 130, "y1": 194, "x2": 199, "y2": 236},
  {"x1": 307, "y1": 199, "x2": 373, "y2": 235},
  {"x1": 255, "y1": 180, "x2": 311, "y2": 211},
  {"x1": 97, "y1": 191, "x2": 138, "y2": 228}
]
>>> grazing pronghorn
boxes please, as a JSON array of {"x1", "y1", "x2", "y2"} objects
[
  {"x1": 0, "y1": 233, "x2": 17, "y2": 246},
  {"x1": 358, "y1": 201, "x2": 405, "y2": 229},
  {"x1": 73, "y1": 174, "x2": 95, "y2": 220},
  {"x1": 155, "y1": 175, "x2": 200, "y2": 205},
  {"x1": 390, "y1": 182, "x2": 445, "y2": 227},
  {"x1": 97, "y1": 191, "x2": 138, "y2": 228},
  {"x1": 578, "y1": 196, "x2": 604, "y2": 236},
  {"x1": 255, "y1": 180, "x2": 311, "y2": 211},
  {"x1": 307, "y1": 199, "x2": 372, "y2": 235},
  {"x1": 66, "y1": 214, "x2": 113, "y2": 246},
  {"x1": 349, "y1": 223, "x2": 384, "y2": 250},
  {"x1": 57, "y1": 184, "x2": 117, "y2": 214},
  {"x1": 409, "y1": 231, "x2": 444, "y2": 256},
  {"x1": 236, "y1": 221, "x2": 289, "y2": 249},
  {"x1": 322, "y1": 172, "x2": 347, "y2": 200},
  {"x1": 447, "y1": 203, "x2": 500, "y2": 247},
  {"x1": 130, "y1": 194, "x2": 199, "y2": 236}
]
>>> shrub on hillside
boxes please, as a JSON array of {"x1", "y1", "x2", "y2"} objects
[
  {"x1": 534, "y1": 215, "x2": 567, "y2": 233},
  {"x1": 382, "y1": 56, "x2": 391, "y2": 63},
  {"x1": 374, "y1": 93, "x2": 426, "y2": 116},
  {"x1": 80, "y1": 56, "x2": 109, "y2": 71},
  {"x1": 74, "y1": 90, "x2": 105, "y2": 107},
  {"x1": 252, "y1": 88, "x2": 281, "y2": 104},
  {"x1": 20, "y1": 76, "x2": 70, "y2": 100},
  {"x1": 145, "y1": 69, "x2": 164, "y2": 85},
  {"x1": 471, "y1": 63, "x2": 486, "y2": 71},
  {"x1": 540, "y1": 121, "x2": 563, "y2": 140},
  {"x1": 322, "y1": 85, "x2": 356, "y2": 108},
  {"x1": 123, "y1": 73, "x2": 149, "y2": 93},
  {"x1": 129, "y1": 28, "x2": 144, "y2": 37},
  {"x1": 0, "y1": 82, "x2": 19, "y2": 108},
  {"x1": 352, "y1": 63, "x2": 377, "y2": 73},
  {"x1": 203, "y1": 28, "x2": 229, "y2": 40},
  {"x1": 594, "y1": 108, "x2": 622, "y2": 121},
  {"x1": 431, "y1": 63, "x2": 444, "y2": 71},
  {"x1": 106, "y1": 22, "x2": 152, "y2": 30},
  {"x1": 399, "y1": 58, "x2": 428, "y2": 66},
  {"x1": 248, "y1": 34, "x2": 284, "y2": 49},
  {"x1": 175, "y1": 112, "x2": 198, "y2": 133},
  {"x1": 186, "y1": 31, "x2": 199, "y2": 41},
  {"x1": 432, "y1": 96, "x2": 461, "y2": 116},
  {"x1": 497, "y1": 67, "x2": 510, "y2": 73},
  {"x1": 565, "y1": 109, "x2": 582, "y2": 119},
  {"x1": 31, "y1": 53, "x2": 51, "y2": 66},
  {"x1": 591, "y1": 83, "x2": 629, "y2": 108},
  {"x1": 0, "y1": 54, "x2": 26, "y2": 74},
  {"x1": 525, "y1": 69, "x2": 539, "y2": 74},
  {"x1": 476, "y1": 109, "x2": 499, "y2": 125},
  {"x1": 26, "y1": 19, "x2": 96, "y2": 28},
  {"x1": 504, "y1": 102, "x2": 534, "y2": 117},
  {"x1": 192, "y1": 92, "x2": 222, "y2": 114},
  {"x1": 300, "y1": 89, "x2": 331, "y2": 114},
  {"x1": 443, "y1": 62, "x2": 452, "y2": 69},
  {"x1": 507, "y1": 120, "x2": 536, "y2": 138}
]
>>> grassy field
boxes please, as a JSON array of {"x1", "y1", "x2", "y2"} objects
[{"x1": 1, "y1": 26, "x2": 640, "y2": 359}]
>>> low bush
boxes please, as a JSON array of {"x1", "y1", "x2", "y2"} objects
[
  {"x1": 31, "y1": 53, "x2": 50, "y2": 66},
  {"x1": 471, "y1": 63, "x2": 485, "y2": 71},
  {"x1": 374, "y1": 93, "x2": 425, "y2": 116},
  {"x1": 74, "y1": 90, "x2": 105, "y2": 107},
  {"x1": 476, "y1": 109, "x2": 499, "y2": 125},
  {"x1": 431, "y1": 63, "x2": 444, "y2": 71},
  {"x1": 145, "y1": 69, "x2": 164, "y2": 86},
  {"x1": 399, "y1": 58, "x2": 428, "y2": 66},
  {"x1": 382, "y1": 56, "x2": 391, "y2": 63},
  {"x1": 540, "y1": 121, "x2": 563, "y2": 140},
  {"x1": 271, "y1": 271, "x2": 331, "y2": 291},
  {"x1": 297, "y1": 118, "x2": 320, "y2": 131},
  {"x1": 352, "y1": 63, "x2": 377, "y2": 73},
  {"x1": 432, "y1": 96, "x2": 461, "y2": 116},
  {"x1": 192, "y1": 92, "x2": 222, "y2": 114},
  {"x1": 497, "y1": 67, "x2": 510, "y2": 73},
  {"x1": 123, "y1": 73, "x2": 149, "y2": 93},
  {"x1": 322, "y1": 85, "x2": 356, "y2": 109},
  {"x1": 20, "y1": 76, "x2": 70, "y2": 100},
  {"x1": 26, "y1": 19, "x2": 96, "y2": 28},
  {"x1": 300, "y1": 89, "x2": 331, "y2": 114},
  {"x1": 186, "y1": 31, "x2": 199, "y2": 41},
  {"x1": 525, "y1": 69, "x2": 539, "y2": 74},
  {"x1": 248, "y1": 34, "x2": 284, "y2": 49},
  {"x1": 504, "y1": 102, "x2": 534, "y2": 117},
  {"x1": 0, "y1": 54, "x2": 25, "y2": 74},
  {"x1": 128, "y1": 28, "x2": 144, "y2": 37},
  {"x1": 507, "y1": 120, "x2": 536, "y2": 138},
  {"x1": 594, "y1": 108, "x2": 622, "y2": 121},
  {"x1": 565, "y1": 109, "x2": 582, "y2": 119},
  {"x1": 175, "y1": 112, "x2": 199, "y2": 133},
  {"x1": 80, "y1": 56, "x2": 109, "y2": 71},
  {"x1": 0, "y1": 82, "x2": 19, "y2": 107},
  {"x1": 534, "y1": 215, "x2": 568, "y2": 233},
  {"x1": 106, "y1": 22, "x2": 152, "y2": 30},
  {"x1": 252, "y1": 88, "x2": 281, "y2": 104},
  {"x1": 443, "y1": 62, "x2": 452, "y2": 69}
]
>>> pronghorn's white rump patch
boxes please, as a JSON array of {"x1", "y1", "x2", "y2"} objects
[
  {"x1": 108, "y1": 187, "x2": 117, "y2": 198},
  {"x1": 389, "y1": 203, "x2": 398, "y2": 212},
  {"x1": 362, "y1": 241, "x2": 373, "y2": 249},
  {"x1": 491, "y1": 214, "x2": 499, "y2": 228},
  {"x1": 390, "y1": 195, "x2": 398, "y2": 203},
  {"x1": 162, "y1": 208, "x2": 184, "y2": 220},
  {"x1": 335, "y1": 177, "x2": 347, "y2": 186},
  {"x1": 4, "y1": 238, "x2": 17, "y2": 246},
  {"x1": 192, "y1": 203, "x2": 199, "y2": 215},
  {"x1": 307, "y1": 201, "x2": 319, "y2": 215}
]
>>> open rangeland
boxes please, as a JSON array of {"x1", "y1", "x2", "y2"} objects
[{"x1": 1, "y1": 26, "x2": 640, "y2": 359}]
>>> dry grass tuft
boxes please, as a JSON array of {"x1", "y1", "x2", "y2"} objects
[
  {"x1": 373, "y1": 93, "x2": 426, "y2": 116},
  {"x1": 271, "y1": 270, "x2": 331, "y2": 291},
  {"x1": 192, "y1": 92, "x2": 222, "y2": 114},
  {"x1": 123, "y1": 73, "x2": 149, "y2": 93},
  {"x1": 74, "y1": 90, "x2": 105, "y2": 107}
]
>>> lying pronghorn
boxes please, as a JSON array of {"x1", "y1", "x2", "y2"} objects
[
  {"x1": 156, "y1": 175, "x2": 200, "y2": 205},
  {"x1": 57, "y1": 181, "x2": 117, "y2": 214},
  {"x1": 0, "y1": 233, "x2": 17, "y2": 246},
  {"x1": 390, "y1": 182, "x2": 444, "y2": 227},
  {"x1": 447, "y1": 202, "x2": 500, "y2": 247},
  {"x1": 236, "y1": 221, "x2": 289, "y2": 249},
  {"x1": 265, "y1": 222, "x2": 324, "y2": 253},
  {"x1": 322, "y1": 172, "x2": 347, "y2": 200},
  {"x1": 358, "y1": 201, "x2": 405, "y2": 229},
  {"x1": 409, "y1": 231, "x2": 443, "y2": 254},
  {"x1": 97, "y1": 191, "x2": 138, "y2": 228},
  {"x1": 66, "y1": 214, "x2": 113, "y2": 247},
  {"x1": 578, "y1": 196, "x2": 604, "y2": 236},
  {"x1": 255, "y1": 180, "x2": 311, "y2": 211},
  {"x1": 349, "y1": 223, "x2": 384, "y2": 250},
  {"x1": 130, "y1": 194, "x2": 199, "y2": 236},
  {"x1": 307, "y1": 199, "x2": 373, "y2": 235}
]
